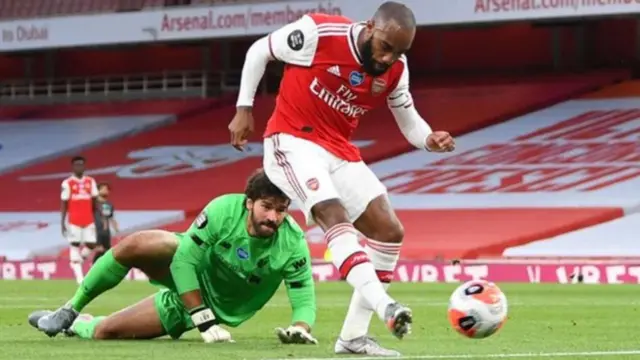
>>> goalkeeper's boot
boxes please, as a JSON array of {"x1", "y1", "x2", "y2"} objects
[
  {"x1": 335, "y1": 336, "x2": 401, "y2": 357},
  {"x1": 384, "y1": 302, "x2": 412, "y2": 340},
  {"x1": 28, "y1": 310, "x2": 52, "y2": 330},
  {"x1": 37, "y1": 304, "x2": 79, "y2": 337},
  {"x1": 29, "y1": 310, "x2": 75, "y2": 337}
]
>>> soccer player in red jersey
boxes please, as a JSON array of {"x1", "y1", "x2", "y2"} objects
[
  {"x1": 229, "y1": 2, "x2": 455, "y2": 355},
  {"x1": 61, "y1": 156, "x2": 99, "y2": 284}
]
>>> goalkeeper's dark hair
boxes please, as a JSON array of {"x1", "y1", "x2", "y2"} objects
[{"x1": 244, "y1": 168, "x2": 289, "y2": 203}]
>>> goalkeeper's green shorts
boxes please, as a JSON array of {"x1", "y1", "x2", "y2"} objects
[{"x1": 154, "y1": 289, "x2": 194, "y2": 340}]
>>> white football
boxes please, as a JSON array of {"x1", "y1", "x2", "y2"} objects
[{"x1": 447, "y1": 280, "x2": 508, "y2": 339}]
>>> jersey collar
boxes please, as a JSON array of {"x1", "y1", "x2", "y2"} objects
[{"x1": 348, "y1": 22, "x2": 365, "y2": 65}]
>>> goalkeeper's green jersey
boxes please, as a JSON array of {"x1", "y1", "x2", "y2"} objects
[{"x1": 169, "y1": 194, "x2": 316, "y2": 327}]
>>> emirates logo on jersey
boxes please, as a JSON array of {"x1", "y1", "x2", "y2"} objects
[
  {"x1": 71, "y1": 193, "x2": 92, "y2": 200},
  {"x1": 309, "y1": 77, "x2": 367, "y2": 118}
]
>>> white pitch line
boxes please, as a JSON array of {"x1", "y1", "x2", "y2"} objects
[
  {"x1": 262, "y1": 350, "x2": 640, "y2": 360},
  {"x1": 3, "y1": 299, "x2": 640, "y2": 309}
]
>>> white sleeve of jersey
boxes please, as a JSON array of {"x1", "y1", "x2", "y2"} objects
[
  {"x1": 236, "y1": 36, "x2": 270, "y2": 107},
  {"x1": 90, "y1": 178, "x2": 99, "y2": 197},
  {"x1": 236, "y1": 15, "x2": 318, "y2": 107},
  {"x1": 387, "y1": 57, "x2": 433, "y2": 150},
  {"x1": 61, "y1": 180, "x2": 70, "y2": 201},
  {"x1": 267, "y1": 14, "x2": 319, "y2": 67}
]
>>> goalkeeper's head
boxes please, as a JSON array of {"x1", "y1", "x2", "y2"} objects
[{"x1": 244, "y1": 168, "x2": 291, "y2": 238}]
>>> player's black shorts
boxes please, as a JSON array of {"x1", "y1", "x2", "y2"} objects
[{"x1": 97, "y1": 233, "x2": 111, "y2": 249}]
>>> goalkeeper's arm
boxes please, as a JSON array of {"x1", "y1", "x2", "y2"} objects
[
  {"x1": 276, "y1": 241, "x2": 317, "y2": 345},
  {"x1": 170, "y1": 238, "x2": 216, "y2": 324},
  {"x1": 283, "y1": 242, "x2": 316, "y2": 331},
  {"x1": 170, "y1": 228, "x2": 232, "y2": 343},
  {"x1": 170, "y1": 236, "x2": 207, "y2": 310}
]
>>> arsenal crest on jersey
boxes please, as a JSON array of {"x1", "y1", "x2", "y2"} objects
[
  {"x1": 306, "y1": 178, "x2": 319, "y2": 191},
  {"x1": 371, "y1": 78, "x2": 387, "y2": 96}
]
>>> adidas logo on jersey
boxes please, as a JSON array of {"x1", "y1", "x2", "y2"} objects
[{"x1": 327, "y1": 65, "x2": 341, "y2": 77}]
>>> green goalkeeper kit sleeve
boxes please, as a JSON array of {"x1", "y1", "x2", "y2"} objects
[{"x1": 283, "y1": 236, "x2": 317, "y2": 328}]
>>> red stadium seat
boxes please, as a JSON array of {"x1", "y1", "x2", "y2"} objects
[{"x1": 3, "y1": 72, "x2": 630, "y2": 262}]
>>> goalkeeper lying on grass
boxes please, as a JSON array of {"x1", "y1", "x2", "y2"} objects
[{"x1": 29, "y1": 169, "x2": 317, "y2": 345}]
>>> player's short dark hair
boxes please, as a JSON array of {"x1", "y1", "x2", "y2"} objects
[
  {"x1": 374, "y1": 1, "x2": 416, "y2": 29},
  {"x1": 98, "y1": 182, "x2": 110, "y2": 190},
  {"x1": 71, "y1": 156, "x2": 85, "y2": 164},
  {"x1": 245, "y1": 168, "x2": 289, "y2": 203}
]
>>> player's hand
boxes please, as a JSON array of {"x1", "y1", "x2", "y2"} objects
[
  {"x1": 201, "y1": 324, "x2": 235, "y2": 343},
  {"x1": 275, "y1": 325, "x2": 318, "y2": 345},
  {"x1": 426, "y1": 131, "x2": 455, "y2": 152},
  {"x1": 228, "y1": 107, "x2": 255, "y2": 151},
  {"x1": 190, "y1": 307, "x2": 235, "y2": 343}
]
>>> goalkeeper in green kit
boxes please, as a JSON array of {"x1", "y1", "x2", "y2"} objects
[{"x1": 29, "y1": 169, "x2": 318, "y2": 344}]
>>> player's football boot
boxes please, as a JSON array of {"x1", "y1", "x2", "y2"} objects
[
  {"x1": 384, "y1": 302, "x2": 412, "y2": 339},
  {"x1": 36, "y1": 304, "x2": 79, "y2": 337},
  {"x1": 29, "y1": 310, "x2": 75, "y2": 337},
  {"x1": 334, "y1": 336, "x2": 401, "y2": 357},
  {"x1": 28, "y1": 310, "x2": 52, "y2": 329}
]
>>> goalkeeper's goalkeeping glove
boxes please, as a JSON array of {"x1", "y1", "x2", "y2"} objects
[
  {"x1": 275, "y1": 325, "x2": 318, "y2": 345},
  {"x1": 190, "y1": 306, "x2": 234, "y2": 343}
]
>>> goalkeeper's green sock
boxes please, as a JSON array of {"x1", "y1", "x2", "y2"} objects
[
  {"x1": 70, "y1": 315, "x2": 106, "y2": 339},
  {"x1": 68, "y1": 249, "x2": 130, "y2": 312}
]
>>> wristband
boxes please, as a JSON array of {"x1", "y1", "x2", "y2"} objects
[{"x1": 189, "y1": 306, "x2": 217, "y2": 332}]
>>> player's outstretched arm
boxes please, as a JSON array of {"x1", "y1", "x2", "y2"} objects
[
  {"x1": 275, "y1": 236, "x2": 317, "y2": 345},
  {"x1": 60, "y1": 180, "x2": 70, "y2": 236},
  {"x1": 170, "y1": 207, "x2": 234, "y2": 343},
  {"x1": 387, "y1": 58, "x2": 455, "y2": 153},
  {"x1": 230, "y1": 15, "x2": 319, "y2": 150},
  {"x1": 90, "y1": 178, "x2": 99, "y2": 213}
]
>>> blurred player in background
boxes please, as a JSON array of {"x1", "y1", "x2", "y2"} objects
[
  {"x1": 93, "y1": 182, "x2": 119, "y2": 264},
  {"x1": 31, "y1": 170, "x2": 317, "y2": 345},
  {"x1": 61, "y1": 156, "x2": 98, "y2": 284},
  {"x1": 229, "y1": 1, "x2": 455, "y2": 356}
]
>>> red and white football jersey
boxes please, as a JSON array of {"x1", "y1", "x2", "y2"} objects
[
  {"x1": 61, "y1": 176, "x2": 98, "y2": 227},
  {"x1": 263, "y1": 13, "x2": 409, "y2": 162}
]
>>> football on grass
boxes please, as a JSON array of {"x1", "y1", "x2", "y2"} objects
[{"x1": 447, "y1": 280, "x2": 508, "y2": 339}]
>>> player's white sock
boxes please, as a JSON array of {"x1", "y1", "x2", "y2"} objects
[
  {"x1": 80, "y1": 246, "x2": 93, "y2": 260},
  {"x1": 325, "y1": 224, "x2": 394, "y2": 321},
  {"x1": 69, "y1": 245, "x2": 85, "y2": 284},
  {"x1": 339, "y1": 239, "x2": 401, "y2": 341}
]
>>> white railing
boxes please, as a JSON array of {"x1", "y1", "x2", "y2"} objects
[
  {"x1": 0, "y1": 67, "x2": 280, "y2": 105},
  {"x1": 0, "y1": 70, "x2": 246, "y2": 104}
]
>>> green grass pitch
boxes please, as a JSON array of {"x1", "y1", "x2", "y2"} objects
[{"x1": 1, "y1": 281, "x2": 640, "y2": 359}]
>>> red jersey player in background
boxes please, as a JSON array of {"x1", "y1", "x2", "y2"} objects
[
  {"x1": 61, "y1": 156, "x2": 99, "y2": 284},
  {"x1": 229, "y1": 1, "x2": 455, "y2": 356}
]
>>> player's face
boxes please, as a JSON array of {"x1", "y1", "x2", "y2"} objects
[
  {"x1": 99, "y1": 186, "x2": 110, "y2": 198},
  {"x1": 361, "y1": 21, "x2": 414, "y2": 76},
  {"x1": 72, "y1": 161, "x2": 85, "y2": 176},
  {"x1": 246, "y1": 197, "x2": 290, "y2": 237}
]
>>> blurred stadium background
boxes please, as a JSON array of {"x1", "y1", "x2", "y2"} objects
[{"x1": 1, "y1": 0, "x2": 639, "y2": 285}]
